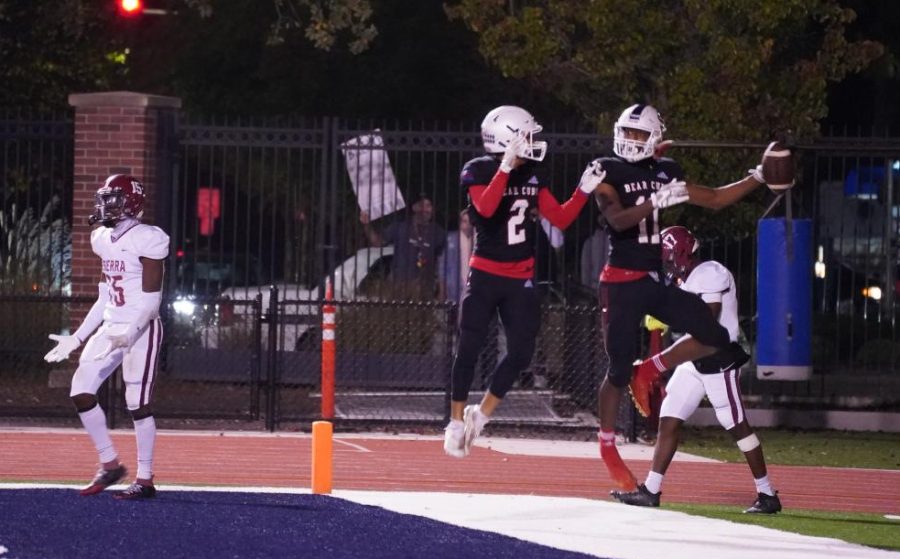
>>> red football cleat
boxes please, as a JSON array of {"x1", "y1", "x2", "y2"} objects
[
  {"x1": 599, "y1": 435, "x2": 637, "y2": 491},
  {"x1": 80, "y1": 464, "x2": 127, "y2": 496},
  {"x1": 629, "y1": 359, "x2": 661, "y2": 418}
]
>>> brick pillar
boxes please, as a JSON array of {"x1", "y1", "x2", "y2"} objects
[{"x1": 67, "y1": 91, "x2": 180, "y2": 318}]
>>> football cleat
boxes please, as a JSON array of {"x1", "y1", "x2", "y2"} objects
[
  {"x1": 629, "y1": 360, "x2": 660, "y2": 417},
  {"x1": 462, "y1": 404, "x2": 488, "y2": 455},
  {"x1": 744, "y1": 491, "x2": 782, "y2": 514},
  {"x1": 611, "y1": 484, "x2": 661, "y2": 508},
  {"x1": 80, "y1": 464, "x2": 127, "y2": 496},
  {"x1": 443, "y1": 419, "x2": 466, "y2": 458},
  {"x1": 114, "y1": 481, "x2": 156, "y2": 500},
  {"x1": 599, "y1": 434, "x2": 637, "y2": 491}
]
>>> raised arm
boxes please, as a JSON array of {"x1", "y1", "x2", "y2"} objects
[{"x1": 686, "y1": 175, "x2": 763, "y2": 211}]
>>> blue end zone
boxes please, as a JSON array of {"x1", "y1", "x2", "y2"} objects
[{"x1": 0, "y1": 489, "x2": 601, "y2": 559}]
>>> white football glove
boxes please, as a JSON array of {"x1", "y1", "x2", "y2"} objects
[
  {"x1": 499, "y1": 134, "x2": 526, "y2": 173},
  {"x1": 749, "y1": 164, "x2": 765, "y2": 184},
  {"x1": 578, "y1": 160, "x2": 607, "y2": 194},
  {"x1": 44, "y1": 334, "x2": 82, "y2": 363},
  {"x1": 650, "y1": 179, "x2": 690, "y2": 209},
  {"x1": 94, "y1": 333, "x2": 131, "y2": 361}
]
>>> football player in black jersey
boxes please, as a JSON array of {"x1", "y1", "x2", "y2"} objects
[
  {"x1": 583, "y1": 103, "x2": 765, "y2": 490},
  {"x1": 444, "y1": 105, "x2": 601, "y2": 458}
]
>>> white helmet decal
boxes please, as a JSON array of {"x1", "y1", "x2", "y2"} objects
[
  {"x1": 480, "y1": 105, "x2": 548, "y2": 162},
  {"x1": 613, "y1": 104, "x2": 666, "y2": 162}
]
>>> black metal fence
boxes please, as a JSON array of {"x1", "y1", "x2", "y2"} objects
[
  {"x1": 0, "y1": 110, "x2": 73, "y2": 296},
  {"x1": 2, "y1": 111, "x2": 899, "y2": 430}
]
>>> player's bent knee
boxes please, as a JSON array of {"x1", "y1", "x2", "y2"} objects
[
  {"x1": 130, "y1": 405, "x2": 153, "y2": 421},
  {"x1": 71, "y1": 393, "x2": 98, "y2": 413},
  {"x1": 736, "y1": 433, "x2": 760, "y2": 453}
]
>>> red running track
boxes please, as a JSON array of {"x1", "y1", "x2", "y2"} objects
[{"x1": 1, "y1": 431, "x2": 897, "y2": 514}]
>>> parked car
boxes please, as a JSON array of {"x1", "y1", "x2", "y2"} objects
[{"x1": 191, "y1": 246, "x2": 394, "y2": 351}]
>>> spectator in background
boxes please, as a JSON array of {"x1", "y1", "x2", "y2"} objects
[
  {"x1": 361, "y1": 193, "x2": 447, "y2": 300},
  {"x1": 580, "y1": 213, "x2": 610, "y2": 291},
  {"x1": 439, "y1": 209, "x2": 474, "y2": 304}
]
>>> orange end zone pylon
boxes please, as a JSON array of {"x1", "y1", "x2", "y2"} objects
[{"x1": 311, "y1": 420, "x2": 333, "y2": 494}]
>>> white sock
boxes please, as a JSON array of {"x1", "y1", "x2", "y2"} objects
[
  {"x1": 644, "y1": 471, "x2": 664, "y2": 494},
  {"x1": 133, "y1": 416, "x2": 156, "y2": 480},
  {"x1": 754, "y1": 475, "x2": 774, "y2": 496},
  {"x1": 474, "y1": 406, "x2": 489, "y2": 423},
  {"x1": 446, "y1": 419, "x2": 464, "y2": 430},
  {"x1": 78, "y1": 405, "x2": 117, "y2": 464}
]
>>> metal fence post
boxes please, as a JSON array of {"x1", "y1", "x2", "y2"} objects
[{"x1": 265, "y1": 285, "x2": 279, "y2": 432}]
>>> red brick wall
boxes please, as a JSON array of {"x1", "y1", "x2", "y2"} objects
[{"x1": 68, "y1": 92, "x2": 180, "y2": 324}]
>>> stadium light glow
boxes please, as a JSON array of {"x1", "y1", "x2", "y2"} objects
[{"x1": 117, "y1": 0, "x2": 143, "y2": 16}]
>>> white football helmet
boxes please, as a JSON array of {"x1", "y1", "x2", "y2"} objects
[
  {"x1": 480, "y1": 105, "x2": 547, "y2": 162},
  {"x1": 613, "y1": 104, "x2": 666, "y2": 162}
]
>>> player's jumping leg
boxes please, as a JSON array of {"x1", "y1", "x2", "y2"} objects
[
  {"x1": 447, "y1": 273, "x2": 497, "y2": 458},
  {"x1": 464, "y1": 280, "x2": 541, "y2": 453},
  {"x1": 597, "y1": 281, "x2": 647, "y2": 491},
  {"x1": 630, "y1": 285, "x2": 732, "y2": 416}
]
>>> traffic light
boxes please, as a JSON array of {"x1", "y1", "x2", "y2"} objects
[{"x1": 117, "y1": 0, "x2": 144, "y2": 16}]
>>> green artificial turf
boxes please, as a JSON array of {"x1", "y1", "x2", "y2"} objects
[{"x1": 667, "y1": 503, "x2": 900, "y2": 551}]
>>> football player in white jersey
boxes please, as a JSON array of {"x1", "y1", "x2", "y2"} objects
[
  {"x1": 611, "y1": 226, "x2": 782, "y2": 514},
  {"x1": 44, "y1": 174, "x2": 168, "y2": 500}
]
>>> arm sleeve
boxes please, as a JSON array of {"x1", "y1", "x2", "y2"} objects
[
  {"x1": 537, "y1": 187, "x2": 589, "y2": 230},
  {"x1": 73, "y1": 282, "x2": 107, "y2": 343},
  {"x1": 469, "y1": 172, "x2": 508, "y2": 217}
]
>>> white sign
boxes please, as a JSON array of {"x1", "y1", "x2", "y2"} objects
[{"x1": 341, "y1": 132, "x2": 405, "y2": 220}]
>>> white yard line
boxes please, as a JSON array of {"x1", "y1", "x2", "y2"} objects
[{"x1": 336, "y1": 490, "x2": 900, "y2": 559}]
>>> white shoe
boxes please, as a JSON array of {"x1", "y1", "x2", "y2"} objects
[
  {"x1": 463, "y1": 404, "x2": 489, "y2": 454},
  {"x1": 443, "y1": 419, "x2": 466, "y2": 458}
]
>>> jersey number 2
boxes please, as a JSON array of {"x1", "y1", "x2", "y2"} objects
[
  {"x1": 507, "y1": 199, "x2": 529, "y2": 245},
  {"x1": 104, "y1": 274, "x2": 125, "y2": 306},
  {"x1": 634, "y1": 196, "x2": 660, "y2": 244}
]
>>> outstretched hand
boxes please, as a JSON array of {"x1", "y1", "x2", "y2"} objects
[{"x1": 43, "y1": 333, "x2": 81, "y2": 363}]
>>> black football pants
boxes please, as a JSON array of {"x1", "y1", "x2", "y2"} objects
[
  {"x1": 451, "y1": 268, "x2": 541, "y2": 401},
  {"x1": 600, "y1": 275, "x2": 730, "y2": 387}
]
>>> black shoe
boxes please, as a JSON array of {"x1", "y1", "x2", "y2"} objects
[
  {"x1": 610, "y1": 484, "x2": 661, "y2": 507},
  {"x1": 114, "y1": 482, "x2": 157, "y2": 500},
  {"x1": 80, "y1": 464, "x2": 127, "y2": 496},
  {"x1": 744, "y1": 491, "x2": 782, "y2": 514}
]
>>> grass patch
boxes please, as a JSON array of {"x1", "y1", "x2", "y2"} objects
[
  {"x1": 677, "y1": 427, "x2": 900, "y2": 469},
  {"x1": 668, "y1": 503, "x2": 900, "y2": 551}
]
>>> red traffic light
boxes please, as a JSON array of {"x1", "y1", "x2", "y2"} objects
[{"x1": 117, "y1": 0, "x2": 144, "y2": 16}]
